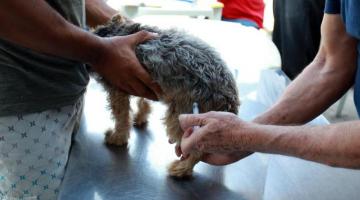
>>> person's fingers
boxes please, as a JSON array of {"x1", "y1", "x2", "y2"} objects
[
  {"x1": 183, "y1": 127, "x2": 193, "y2": 138},
  {"x1": 180, "y1": 127, "x2": 204, "y2": 157},
  {"x1": 141, "y1": 87, "x2": 157, "y2": 100},
  {"x1": 117, "y1": 82, "x2": 136, "y2": 96},
  {"x1": 114, "y1": 64, "x2": 158, "y2": 100},
  {"x1": 128, "y1": 60, "x2": 159, "y2": 100},
  {"x1": 201, "y1": 153, "x2": 236, "y2": 166},
  {"x1": 178, "y1": 114, "x2": 206, "y2": 131},
  {"x1": 175, "y1": 144, "x2": 182, "y2": 157},
  {"x1": 180, "y1": 137, "x2": 194, "y2": 158},
  {"x1": 148, "y1": 82, "x2": 162, "y2": 100},
  {"x1": 135, "y1": 69, "x2": 162, "y2": 100},
  {"x1": 114, "y1": 32, "x2": 162, "y2": 99},
  {"x1": 177, "y1": 128, "x2": 193, "y2": 158},
  {"x1": 122, "y1": 37, "x2": 162, "y2": 100},
  {"x1": 168, "y1": 138, "x2": 176, "y2": 144},
  {"x1": 127, "y1": 78, "x2": 157, "y2": 100},
  {"x1": 128, "y1": 30, "x2": 158, "y2": 47},
  {"x1": 201, "y1": 152, "x2": 252, "y2": 165}
]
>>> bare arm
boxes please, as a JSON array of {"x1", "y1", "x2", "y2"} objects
[
  {"x1": 0, "y1": 0, "x2": 161, "y2": 99},
  {"x1": 0, "y1": 0, "x2": 102, "y2": 64},
  {"x1": 85, "y1": 0, "x2": 118, "y2": 27},
  {"x1": 227, "y1": 14, "x2": 360, "y2": 166},
  {"x1": 243, "y1": 120, "x2": 360, "y2": 168},
  {"x1": 178, "y1": 14, "x2": 360, "y2": 167},
  {"x1": 180, "y1": 113, "x2": 360, "y2": 169},
  {"x1": 255, "y1": 14, "x2": 358, "y2": 125}
]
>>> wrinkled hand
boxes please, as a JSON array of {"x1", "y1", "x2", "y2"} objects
[
  {"x1": 200, "y1": 152, "x2": 252, "y2": 166},
  {"x1": 177, "y1": 111, "x2": 253, "y2": 165},
  {"x1": 92, "y1": 30, "x2": 162, "y2": 100}
]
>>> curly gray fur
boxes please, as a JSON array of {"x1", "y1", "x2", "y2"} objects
[
  {"x1": 93, "y1": 16, "x2": 239, "y2": 114},
  {"x1": 92, "y1": 15, "x2": 240, "y2": 177}
]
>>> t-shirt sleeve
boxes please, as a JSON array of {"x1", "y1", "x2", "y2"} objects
[{"x1": 324, "y1": 0, "x2": 341, "y2": 14}]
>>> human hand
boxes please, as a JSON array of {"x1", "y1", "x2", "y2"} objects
[
  {"x1": 179, "y1": 111, "x2": 253, "y2": 160},
  {"x1": 200, "y1": 152, "x2": 252, "y2": 165},
  {"x1": 91, "y1": 30, "x2": 162, "y2": 100},
  {"x1": 170, "y1": 129, "x2": 252, "y2": 166}
]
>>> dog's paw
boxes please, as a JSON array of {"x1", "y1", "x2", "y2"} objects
[
  {"x1": 168, "y1": 160, "x2": 193, "y2": 178},
  {"x1": 133, "y1": 114, "x2": 148, "y2": 129},
  {"x1": 104, "y1": 129, "x2": 129, "y2": 146},
  {"x1": 133, "y1": 118, "x2": 148, "y2": 129}
]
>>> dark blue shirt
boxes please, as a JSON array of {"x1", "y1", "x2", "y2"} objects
[{"x1": 325, "y1": 0, "x2": 360, "y2": 116}]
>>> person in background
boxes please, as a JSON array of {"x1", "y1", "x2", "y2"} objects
[
  {"x1": 272, "y1": 0, "x2": 325, "y2": 79},
  {"x1": 0, "y1": 0, "x2": 160, "y2": 199},
  {"x1": 219, "y1": 0, "x2": 265, "y2": 29}
]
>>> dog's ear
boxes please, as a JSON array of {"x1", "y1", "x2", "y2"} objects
[{"x1": 111, "y1": 14, "x2": 124, "y2": 24}]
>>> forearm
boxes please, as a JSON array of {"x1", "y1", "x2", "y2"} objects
[
  {"x1": 254, "y1": 56, "x2": 354, "y2": 125},
  {"x1": 86, "y1": 0, "x2": 118, "y2": 27},
  {"x1": 243, "y1": 121, "x2": 360, "y2": 168},
  {"x1": 254, "y1": 14, "x2": 358, "y2": 126},
  {"x1": 0, "y1": 0, "x2": 104, "y2": 64}
]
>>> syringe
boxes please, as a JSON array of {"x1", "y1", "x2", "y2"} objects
[{"x1": 192, "y1": 102, "x2": 200, "y2": 130}]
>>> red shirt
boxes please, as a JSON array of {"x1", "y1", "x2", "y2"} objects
[{"x1": 219, "y1": 0, "x2": 265, "y2": 28}]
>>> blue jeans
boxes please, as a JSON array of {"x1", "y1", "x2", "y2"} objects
[{"x1": 222, "y1": 18, "x2": 259, "y2": 29}]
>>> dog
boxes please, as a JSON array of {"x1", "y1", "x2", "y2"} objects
[{"x1": 92, "y1": 15, "x2": 240, "y2": 178}]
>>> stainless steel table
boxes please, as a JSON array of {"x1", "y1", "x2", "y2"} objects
[
  {"x1": 58, "y1": 82, "x2": 270, "y2": 200},
  {"x1": 58, "y1": 18, "x2": 279, "y2": 200},
  {"x1": 59, "y1": 18, "x2": 360, "y2": 200},
  {"x1": 59, "y1": 71, "x2": 360, "y2": 200}
]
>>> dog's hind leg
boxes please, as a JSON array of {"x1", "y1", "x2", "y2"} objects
[
  {"x1": 134, "y1": 98, "x2": 151, "y2": 128},
  {"x1": 105, "y1": 88, "x2": 131, "y2": 146},
  {"x1": 164, "y1": 103, "x2": 183, "y2": 146},
  {"x1": 164, "y1": 103, "x2": 201, "y2": 177},
  {"x1": 168, "y1": 152, "x2": 201, "y2": 178}
]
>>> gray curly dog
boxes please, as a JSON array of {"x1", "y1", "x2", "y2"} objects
[{"x1": 93, "y1": 15, "x2": 240, "y2": 178}]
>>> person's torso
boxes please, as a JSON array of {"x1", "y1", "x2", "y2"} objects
[
  {"x1": 219, "y1": 0, "x2": 265, "y2": 28},
  {"x1": 0, "y1": 0, "x2": 89, "y2": 116},
  {"x1": 46, "y1": 0, "x2": 85, "y2": 28}
]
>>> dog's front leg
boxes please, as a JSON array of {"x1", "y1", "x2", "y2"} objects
[
  {"x1": 105, "y1": 88, "x2": 131, "y2": 146},
  {"x1": 134, "y1": 98, "x2": 151, "y2": 128}
]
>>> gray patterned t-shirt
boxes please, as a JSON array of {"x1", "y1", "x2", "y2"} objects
[{"x1": 0, "y1": 0, "x2": 89, "y2": 116}]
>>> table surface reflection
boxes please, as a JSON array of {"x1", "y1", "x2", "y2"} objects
[
  {"x1": 59, "y1": 78, "x2": 271, "y2": 200},
  {"x1": 58, "y1": 18, "x2": 279, "y2": 200},
  {"x1": 58, "y1": 18, "x2": 360, "y2": 200}
]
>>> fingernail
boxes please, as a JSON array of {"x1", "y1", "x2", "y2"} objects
[
  {"x1": 176, "y1": 150, "x2": 181, "y2": 157},
  {"x1": 149, "y1": 32, "x2": 159, "y2": 37},
  {"x1": 149, "y1": 94, "x2": 158, "y2": 101},
  {"x1": 179, "y1": 114, "x2": 188, "y2": 120},
  {"x1": 180, "y1": 156, "x2": 187, "y2": 161},
  {"x1": 183, "y1": 128, "x2": 193, "y2": 138},
  {"x1": 155, "y1": 93, "x2": 161, "y2": 101}
]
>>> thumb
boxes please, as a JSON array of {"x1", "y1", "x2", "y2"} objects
[
  {"x1": 181, "y1": 128, "x2": 201, "y2": 158},
  {"x1": 128, "y1": 30, "x2": 158, "y2": 46},
  {"x1": 179, "y1": 114, "x2": 206, "y2": 131}
]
